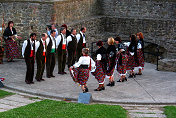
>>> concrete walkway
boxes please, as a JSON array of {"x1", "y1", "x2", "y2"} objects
[
  {"x1": 0, "y1": 93, "x2": 41, "y2": 112},
  {"x1": 1, "y1": 59, "x2": 176, "y2": 104}
]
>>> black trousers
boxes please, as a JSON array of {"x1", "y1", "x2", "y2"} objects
[
  {"x1": 76, "y1": 48, "x2": 82, "y2": 61},
  {"x1": 58, "y1": 50, "x2": 66, "y2": 72},
  {"x1": 25, "y1": 57, "x2": 34, "y2": 82},
  {"x1": 35, "y1": 56, "x2": 45, "y2": 80},
  {"x1": 67, "y1": 50, "x2": 76, "y2": 68},
  {"x1": 46, "y1": 53, "x2": 55, "y2": 77}
]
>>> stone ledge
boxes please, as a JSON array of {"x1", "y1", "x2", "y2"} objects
[{"x1": 158, "y1": 59, "x2": 176, "y2": 72}]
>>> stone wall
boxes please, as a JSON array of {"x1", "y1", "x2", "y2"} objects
[
  {"x1": 100, "y1": 0, "x2": 176, "y2": 20},
  {"x1": 158, "y1": 59, "x2": 176, "y2": 72},
  {"x1": 101, "y1": 16, "x2": 176, "y2": 59},
  {"x1": 54, "y1": 0, "x2": 101, "y2": 26},
  {"x1": 0, "y1": 1, "x2": 54, "y2": 40},
  {"x1": 98, "y1": 0, "x2": 176, "y2": 59}
]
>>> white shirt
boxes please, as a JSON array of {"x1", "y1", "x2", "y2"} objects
[
  {"x1": 22, "y1": 38, "x2": 36, "y2": 58},
  {"x1": 46, "y1": 35, "x2": 56, "y2": 49},
  {"x1": 137, "y1": 42, "x2": 142, "y2": 49},
  {"x1": 56, "y1": 33, "x2": 66, "y2": 47},
  {"x1": 76, "y1": 31, "x2": 86, "y2": 43},
  {"x1": 123, "y1": 42, "x2": 130, "y2": 47},
  {"x1": 67, "y1": 34, "x2": 77, "y2": 45},
  {"x1": 35, "y1": 39, "x2": 46, "y2": 53},
  {"x1": 73, "y1": 56, "x2": 95, "y2": 68}
]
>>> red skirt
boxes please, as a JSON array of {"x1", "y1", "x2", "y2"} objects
[
  {"x1": 126, "y1": 52, "x2": 135, "y2": 70},
  {"x1": 91, "y1": 61, "x2": 105, "y2": 83},
  {"x1": 5, "y1": 39, "x2": 20, "y2": 59},
  {"x1": 117, "y1": 54, "x2": 127, "y2": 74},
  {"x1": 69, "y1": 67, "x2": 89, "y2": 85},
  {"x1": 136, "y1": 49, "x2": 144, "y2": 67}
]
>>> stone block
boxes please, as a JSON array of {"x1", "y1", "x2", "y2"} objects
[{"x1": 78, "y1": 93, "x2": 92, "y2": 104}]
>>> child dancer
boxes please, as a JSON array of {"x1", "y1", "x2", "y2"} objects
[
  {"x1": 106, "y1": 37, "x2": 116, "y2": 86},
  {"x1": 69, "y1": 48, "x2": 95, "y2": 93},
  {"x1": 136, "y1": 32, "x2": 144, "y2": 75},
  {"x1": 114, "y1": 36, "x2": 128, "y2": 82},
  {"x1": 91, "y1": 41, "x2": 106, "y2": 91},
  {"x1": 125, "y1": 34, "x2": 138, "y2": 78}
]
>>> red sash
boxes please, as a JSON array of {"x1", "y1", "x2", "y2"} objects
[
  {"x1": 43, "y1": 52, "x2": 46, "y2": 63},
  {"x1": 30, "y1": 50, "x2": 34, "y2": 57},
  {"x1": 82, "y1": 43, "x2": 86, "y2": 48},
  {"x1": 62, "y1": 44, "x2": 66, "y2": 50}
]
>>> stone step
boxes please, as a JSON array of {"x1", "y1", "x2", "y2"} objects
[
  {"x1": 0, "y1": 99, "x2": 27, "y2": 107},
  {"x1": 0, "y1": 104, "x2": 16, "y2": 110},
  {"x1": 3, "y1": 95, "x2": 38, "y2": 104},
  {"x1": 128, "y1": 109, "x2": 163, "y2": 114},
  {"x1": 129, "y1": 113, "x2": 166, "y2": 118}
]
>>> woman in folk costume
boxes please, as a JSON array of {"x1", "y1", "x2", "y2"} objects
[
  {"x1": 125, "y1": 34, "x2": 138, "y2": 78},
  {"x1": 69, "y1": 48, "x2": 95, "y2": 93},
  {"x1": 114, "y1": 36, "x2": 128, "y2": 82},
  {"x1": 3, "y1": 21, "x2": 22, "y2": 62},
  {"x1": 91, "y1": 41, "x2": 106, "y2": 91},
  {"x1": 106, "y1": 37, "x2": 116, "y2": 86},
  {"x1": 136, "y1": 32, "x2": 145, "y2": 75}
]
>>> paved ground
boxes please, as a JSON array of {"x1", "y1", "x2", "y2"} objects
[
  {"x1": 0, "y1": 93, "x2": 41, "y2": 112},
  {"x1": 1, "y1": 59, "x2": 176, "y2": 104}
]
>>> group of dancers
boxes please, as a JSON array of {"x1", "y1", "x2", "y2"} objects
[
  {"x1": 69, "y1": 32, "x2": 144, "y2": 93},
  {"x1": 1, "y1": 21, "x2": 144, "y2": 91}
]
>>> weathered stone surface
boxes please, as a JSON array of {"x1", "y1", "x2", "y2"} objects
[{"x1": 159, "y1": 59, "x2": 176, "y2": 72}]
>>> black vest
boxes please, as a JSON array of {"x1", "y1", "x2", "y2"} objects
[
  {"x1": 36, "y1": 40, "x2": 44, "y2": 58},
  {"x1": 47, "y1": 35, "x2": 56, "y2": 55},
  {"x1": 57, "y1": 34, "x2": 63, "y2": 52},
  {"x1": 77, "y1": 33, "x2": 83, "y2": 50},
  {"x1": 67, "y1": 35, "x2": 77, "y2": 51},
  {"x1": 24, "y1": 39, "x2": 32, "y2": 58}
]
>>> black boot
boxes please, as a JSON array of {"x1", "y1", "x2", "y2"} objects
[
  {"x1": 107, "y1": 82, "x2": 112, "y2": 86},
  {"x1": 128, "y1": 74, "x2": 133, "y2": 78},
  {"x1": 85, "y1": 86, "x2": 89, "y2": 92},
  {"x1": 132, "y1": 73, "x2": 136, "y2": 78},
  {"x1": 111, "y1": 81, "x2": 115, "y2": 86}
]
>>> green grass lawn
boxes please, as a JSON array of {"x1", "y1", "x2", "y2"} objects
[
  {"x1": 0, "y1": 99, "x2": 127, "y2": 118},
  {"x1": 164, "y1": 106, "x2": 176, "y2": 118},
  {"x1": 0, "y1": 89, "x2": 14, "y2": 98}
]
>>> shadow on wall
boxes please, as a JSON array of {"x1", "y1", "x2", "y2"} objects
[{"x1": 144, "y1": 43, "x2": 167, "y2": 64}]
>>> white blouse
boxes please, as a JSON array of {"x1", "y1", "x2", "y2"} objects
[{"x1": 73, "y1": 56, "x2": 95, "y2": 68}]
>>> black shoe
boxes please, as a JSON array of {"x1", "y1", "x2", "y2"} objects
[
  {"x1": 101, "y1": 86, "x2": 105, "y2": 90},
  {"x1": 117, "y1": 80, "x2": 123, "y2": 82},
  {"x1": 107, "y1": 83, "x2": 111, "y2": 86},
  {"x1": 30, "y1": 81, "x2": 34, "y2": 84},
  {"x1": 125, "y1": 77, "x2": 127, "y2": 81},
  {"x1": 111, "y1": 81, "x2": 115, "y2": 86},
  {"x1": 40, "y1": 78, "x2": 45, "y2": 81},
  {"x1": 132, "y1": 74, "x2": 136, "y2": 78},
  {"x1": 25, "y1": 81, "x2": 30, "y2": 84},
  {"x1": 47, "y1": 76, "x2": 51, "y2": 78},
  {"x1": 51, "y1": 75, "x2": 55, "y2": 77},
  {"x1": 85, "y1": 87, "x2": 89, "y2": 92},
  {"x1": 35, "y1": 78, "x2": 41, "y2": 82},
  {"x1": 83, "y1": 89, "x2": 87, "y2": 93},
  {"x1": 94, "y1": 87, "x2": 102, "y2": 91},
  {"x1": 63, "y1": 72, "x2": 67, "y2": 74},
  {"x1": 128, "y1": 74, "x2": 133, "y2": 78},
  {"x1": 58, "y1": 72, "x2": 64, "y2": 75},
  {"x1": 135, "y1": 73, "x2": 142, "y2": 75}
]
